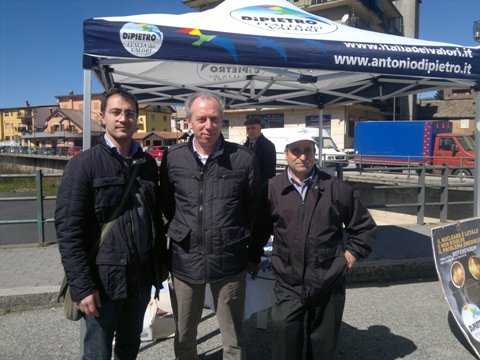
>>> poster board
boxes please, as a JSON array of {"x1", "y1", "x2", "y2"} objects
[{"x1": 432, "y1": 218, "x2": 480, "y2": 358}]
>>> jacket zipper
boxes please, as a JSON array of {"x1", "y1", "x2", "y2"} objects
[
  {"x1": 198, "y1": 165, "x2": 208, "y2": 282},
  {"x1": 300, "y1": 197, "x2": 308, "y2": 301}
]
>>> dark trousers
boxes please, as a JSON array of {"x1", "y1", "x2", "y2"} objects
[
  {"x1": 271, "y1": 282, "x2": 346, "y2": 360},
  {"x1": 82, "y1": 287, "x2": 150, "y2": 360}
]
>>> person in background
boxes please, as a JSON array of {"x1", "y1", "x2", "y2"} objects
[
  {"x1": 243, "y1": 117, "x2": 276, "y2": 182},
  {"x1": 160, "y1": 92, "x2": 266, "y2": 360},
  {"x1": 264, "y1": 129, "x2": 376, "y2": 360},
  {"x1": 56, "y1": 88, "x2": 167, "y2": 360}
]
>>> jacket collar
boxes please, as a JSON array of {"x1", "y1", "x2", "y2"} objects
[
  {"x1": 280, "y1": 166, "x2": 326, "y2": 196},
  {"x1": 99, "y1": 135, "x2": 143, "y2": 162},
  {"x1": 244, "y1": 133, "x2": 264, "y2": 146},
  {"x1": 188, "y1": 134, "x2": 226, "y2": 161}
]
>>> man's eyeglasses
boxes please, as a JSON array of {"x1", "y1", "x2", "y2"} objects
[
  {"x1": 288, "y1": 146, "x2": 315, "y2": 158},
  {"x1": 107, "y1": 109, "x2": 137, "y2": 119}
]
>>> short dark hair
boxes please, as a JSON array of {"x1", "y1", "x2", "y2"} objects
[
  {"x1": 185, "y1": 92, "x2": 224, "y2": 119},
  {"x1": 101, "y1": 88, "x2": 139, "y2": 115},
  {"x1": 244, "y1": 117, "x2": 262, "y2": 126}
]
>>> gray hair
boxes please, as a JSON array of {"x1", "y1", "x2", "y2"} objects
[{"x1": 184, "y1": 92, "x2": 225, "y2": 119}]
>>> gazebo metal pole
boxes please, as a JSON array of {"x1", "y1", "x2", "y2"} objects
[
  {"x1": 82, "y1": 69, "x2": 92, "y2": 151},
  {"x1": 318, "y1": 107, "x2": 324, "y2": 168}
]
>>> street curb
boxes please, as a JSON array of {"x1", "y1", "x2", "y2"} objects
[
  {"x1": 348, "y1": 257, "x2": 437, "y2": 284},
  {"x1": 0, "y1": 286, "x2": 60, "y2": 315},
  {"x1": 0, "y1": 258, "x2": 437, "y2": 315}
]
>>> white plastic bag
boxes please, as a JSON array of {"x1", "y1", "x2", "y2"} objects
[{"x1": 140, "y1": 285, "x2": 175, "y2": 342}]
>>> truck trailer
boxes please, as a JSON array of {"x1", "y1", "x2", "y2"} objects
[{"x1": 354, "y1": 121, "x2": 475, "y2": 175}]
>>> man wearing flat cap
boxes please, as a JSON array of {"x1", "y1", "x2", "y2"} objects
[
  {"x1": 244, "y1": 117, "x2": 276, "y2": 182},
  {"x1": 262, "y1": 128, "x2": 376, "y2": 360}
]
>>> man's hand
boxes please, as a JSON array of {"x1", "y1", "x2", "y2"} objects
[
  {"x1": 77, "y1": 291, "x2": 101, "y2": 317},
  {"x1": 344, "y1": 250, "x2": 357, "y2": 272},
  {"x1": 246, "y1": 262, "x2": 260, "y2": 279}
]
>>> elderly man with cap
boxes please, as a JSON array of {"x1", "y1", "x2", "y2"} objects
[
  {"x1": 263, "y1": 128, "x2": 376, "y2": 360},
  {"x1": 243, "y1": 118, "x2": 276, "y2": 182}
]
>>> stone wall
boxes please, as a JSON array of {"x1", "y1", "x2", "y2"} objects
[{"x1": 0, "y1": 154, "x2": 66, "y2": 174}]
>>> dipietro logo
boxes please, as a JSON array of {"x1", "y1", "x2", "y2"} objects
[
  {"x1": 230, "y1": 5, "x2": 337, "y2": 35},
  {"x1": 197, "y1": 64, "x2": 262, "y2": 82},
  {"x1": 120, "y1": 23, "x2": 163, "y2": 57}
]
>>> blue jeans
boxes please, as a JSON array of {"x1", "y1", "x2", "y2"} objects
[{"x1": 82, "y1": 287, "x2": 150, "y2": 360}]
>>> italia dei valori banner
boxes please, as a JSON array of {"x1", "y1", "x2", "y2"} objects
[{"x1": 432, "y1": 218, "x2": 480, "y2": 358}]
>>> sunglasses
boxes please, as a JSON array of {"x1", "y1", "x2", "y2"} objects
[{"x1": 288, "y1": 146, "x2": 315, "y2": 157}]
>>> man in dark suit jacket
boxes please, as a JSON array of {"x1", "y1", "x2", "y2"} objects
[{"x1": 244, "y1": 118, "x2": 276, "y2": 181}]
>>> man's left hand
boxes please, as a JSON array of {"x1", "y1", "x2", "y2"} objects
[
  {"x1": 344, "y1": 250, "x2": 357, "y2": 272},
  {"x1": 246, "y1": 262, "x2": 260, "y2": 279}
]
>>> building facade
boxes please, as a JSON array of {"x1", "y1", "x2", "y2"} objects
[
  {"x1": 2, "y1": 108, "x2": 31, "y2": 141},
  {"x1": 57, "y1": 93, "x2": 173, "y2": 134},
  {"x1": 418, "y1": 89, "x2": 476, "y2": 135},
  {"x1": 137, "y1": 106, "x2": 173, "y2": 133},
  {"x1": 0, "y1": 105, "x2": 56, "y2": 142}
]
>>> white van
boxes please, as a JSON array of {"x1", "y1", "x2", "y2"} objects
[{"x1": 261, "y1": 127, "x2": 348, "y2": 168}]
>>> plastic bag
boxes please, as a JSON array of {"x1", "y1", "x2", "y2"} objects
[{"x1": 140, "y1": 288, "x2": 175, "y2": 342}]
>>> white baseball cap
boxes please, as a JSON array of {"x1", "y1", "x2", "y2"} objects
[{"x1": 285, "y1": 128, "x2": 316, "y2": 148}]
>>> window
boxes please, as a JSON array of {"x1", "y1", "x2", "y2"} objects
[
  {"x1": 305, "y1": 114, "x2": 331, "y2": 128},
  {"x1": 452, "y1": 89, "x2": 470, "y2": 96},
  {"x1": 246, "y1": 113, "x2": 284, "y2": 128},
  {"x1": 439, "y1": 138, "x2": 454, "y2": 151},
  {"x1": 221, "y1": 119, "x2": 230, "y2": 139}
]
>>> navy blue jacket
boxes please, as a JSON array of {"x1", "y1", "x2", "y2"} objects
[
  {"x1": 55, "y1": 140, "x2": 167, "y2": 302},
  {"x1": 159, "y1": 136, "x2": 266, "y2": 284}
]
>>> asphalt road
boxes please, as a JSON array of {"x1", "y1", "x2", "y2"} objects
[{"x1": 0, "y1": 281, "x2": 477, "y2": 360}]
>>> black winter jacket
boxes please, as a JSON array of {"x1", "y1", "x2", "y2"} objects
[
  {"x1": 243, "y1": 133, "x2": 276, "y2": 181},
  {"x1": 55, "y1": 141, "x2": 167, "y2": 302},
  {"x1": 159, "y1": 136, "x2": 265, "y2": 284},
  {"x1": 267, "y1": 167, "x2": 376, "y2": 302}
]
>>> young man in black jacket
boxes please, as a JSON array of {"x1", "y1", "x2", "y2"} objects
[
  {"x1": 55, "y1": 88, "x2": 167, "y2": 360},
  {"x1": 243, "y1": 117, "x2": 276, "y2": 182},
  {"x1": 265, "y1": 129, "x2": 376, "y2": 360},
  {"x1": 160, "y1": 92, "x2": 265, "y2": 360}
]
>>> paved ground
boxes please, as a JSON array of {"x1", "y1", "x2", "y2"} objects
[
  {"x1": 0, "y1": 281, "x2": 476, "y2": 360},
  {"x1": 0, "y1": 212, "x2": 439, "y2": 314},
  {"x1": 0, "y1": 210, "x2": 473, "y2": 359},
  {"x1": 0, "y1": 246, "x2": 61, "y2": 289}
]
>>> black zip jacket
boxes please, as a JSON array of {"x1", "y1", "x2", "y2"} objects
[
  {"x1": 159, "y1": 136, "x2": 265, "y2": 284},
  {"x1": 243, "y1": 133, "x2": 276, "y2": 181},
  {"x1": 267, "y1": 167, "x2": 376, "y2": 303},
  {"x1": 55, "y1": 140, "x2": 167, "y2": 302}
]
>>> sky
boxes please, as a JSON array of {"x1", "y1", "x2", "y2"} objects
[{"x1": 0, "y1": 0, "x2": 479, "y2": 109}]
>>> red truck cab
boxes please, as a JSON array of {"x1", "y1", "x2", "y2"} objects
[{"x1": 432, "y1": 134, "x2": 475, "y2": 175}]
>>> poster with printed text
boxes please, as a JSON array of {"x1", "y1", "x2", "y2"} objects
[{"x1": 432, "y1": 218, "x2": 480, "y2": 358}]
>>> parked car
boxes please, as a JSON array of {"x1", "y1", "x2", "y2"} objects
[
  {"x1": 261, "y1": 127, "x2": 348, "y2": 168},
  {"x1": 147, "y1": 146, "x2": 167, "y2": 161}
]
